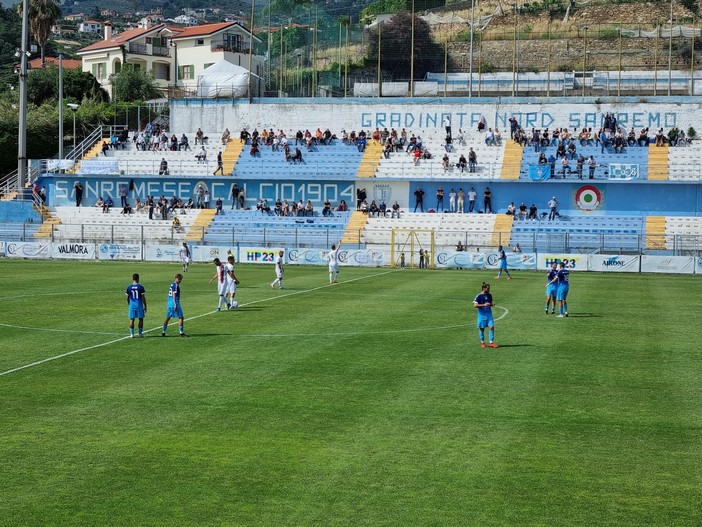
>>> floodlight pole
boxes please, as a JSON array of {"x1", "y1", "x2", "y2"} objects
[
  {"x1": 59, "y1": 54, "x2": 64, "y2": 160},
  {"x1": 17, "y1": 0, "x2": 29, "y2": 191}
]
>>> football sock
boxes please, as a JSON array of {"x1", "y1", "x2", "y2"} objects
[
  {"x1": 564, "y1": 302, "x2": 568, "y2": 312},
  {"x1": 162, "y1": 324, "x2": 167, "y2": 334},
  {"x1": 179, "y1": 324, "x2": 184, "y2": 335},
  {"x1": 479, "y1": 328, "x2": 485, "y2": 342},
  {"x1": 329, "y1": 273, "x2": 333, "y2": 283},
  {"x1": 218, "y1": 295, "x2": 225, "y2": 309},
  {"x1": 138, "y1": 328, "x2": 143, "y2": 336},
  {"x1": 489, "y1": 329, "x2": 495, "y2": 342},
  {"x1": 130, "y1": 327, "x2": 134, "y2": 337}
]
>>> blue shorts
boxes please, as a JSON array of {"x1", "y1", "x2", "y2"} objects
[
  {"x1": 129, "y1": 306, "x2": 145, "y2": 319},
  {"x1": 166, "y1": 306, "x2": 183, "y2": 319},
  {"x1": 499, "y1": 261, "x2": 508, "y2": 270},
  {"x1": 477, "y1": 315, "x2": 495, "y2": 329},
  {"x1": 557, "y1": 287, "x2": 569, "y2": 301},
  {"x1": 547, "y1": 284, "x2": 557, "y2": 297}
]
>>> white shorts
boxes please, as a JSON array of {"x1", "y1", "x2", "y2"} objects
[
  {"x1": 226, "y1": 281, "x2": 237, "y2": 295},
  {"x1": 329, "y1": 264, "x2": 339, "y2": 273},
  {"x1": 218, "y1": 283, "x2": 227, "y2": 296},
  {"x1": 182, "y1": 257, "x2": 190, "y2": 265},
  {"x1": 276, "y1": 270, "x2": 283, "y2": 279}
]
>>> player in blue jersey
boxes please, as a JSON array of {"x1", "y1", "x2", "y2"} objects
[
  {"x1": 162, "y1": 274, "x2": 186, "y2": 337},
  {"x1": 473, "y1": 282, "x2": 498, "y2": 348},
  {"x1": 545, "y1": 262, "x2": 558, "y2": 314},
  {"x1": 495, "y1": 245, "x2": 512, "y2": 279},
  {"x1": 126, "y1": 273, "x2": 147, "y2": 338},
  {"x1": 554, "y1": 261, "x2": 570, "y2": 317}
]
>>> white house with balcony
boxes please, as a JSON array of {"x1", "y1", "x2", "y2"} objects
[{"x1": 77, "y1": 20, "x2": 263, "y2": 99}]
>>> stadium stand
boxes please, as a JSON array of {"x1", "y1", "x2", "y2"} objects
[
  {"x1": 202, "y1": 209, "x2": 354, "y2": 247},
  {"x1": 667, "y1": 141, "x2": 702, "y2": 181},
  {"x1": 47, "y1": 206, "x2": 199, "y2": 242}
]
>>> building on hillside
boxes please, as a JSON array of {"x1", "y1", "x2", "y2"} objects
[
  {"x1": 78, "y1": 20, "x2": 103, "y2": 34},
  {"x1": 63, "y1": 13, "x2": 85, "y2": 22},
  {"x1": 77, "y1": 21, "x2": 263, "y2": 99},
  {"x1": 173, "y1": 15, "x2": 198, "y2": 26}
]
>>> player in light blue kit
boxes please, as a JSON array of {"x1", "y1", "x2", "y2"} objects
[
  {"x1": 545, "y1": 262, "x2": 558, "y2": 314},
  {"x1": 126, "y1": 273, "x2": 147, "y2": 338},
  {"x1": 554, "y1": 261, "x2": 570, "y2": 317},
  {"x1": 495, "y1": 245, "x2": 512, "y2": 279},
  {"x1": 162, "y1": 274, "x2": 186, "y2": 337},
  {"x1": 473, "y1": 282, "x2": 498, "y2": 348}
]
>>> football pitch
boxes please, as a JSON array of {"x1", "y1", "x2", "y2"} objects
[{"x1": 1, "y1": 259, "x2": 700, "y2": 527}]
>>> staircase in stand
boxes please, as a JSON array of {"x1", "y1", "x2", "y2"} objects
[
  {"x1": 356, "y1": 142, "x2": 382, "y2": 178},
  {"x1": 185, "y1": 209, "x2": 217, "y2": 242},
  {"x1": 341, "y1": 211, "x2": 369, "y2": 246},
  {"x1": 33, "y1": 205, "x2": 61, "y2": 239},
  {"x1": 501, "y1": 141, "x2": 523, "y2": 179},
  {"x1": 647, "y1": 145, "x2": 668, "y2": 180},
  {"x1": 492, "y1": 214, "x2": 514, "y2": 246},
  {"x1": 220, "y1": 139, "x2": 243, "y2": 176}
]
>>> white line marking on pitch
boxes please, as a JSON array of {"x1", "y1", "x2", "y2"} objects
[
  {"x1": 0, "y1": 270, "x2": 397, "y2": 378},
  {"x1": 0, "y1": 323, "x2": 122, "y2": 336}
]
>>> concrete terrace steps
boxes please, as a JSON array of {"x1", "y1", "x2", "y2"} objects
[
  {"x1": 492, "y1": 214, "x2": 513, "y2": 246},
  {"x1": 356, "y1": 142, "x2": 382, "y2": 178},
  {"x1": 646, "y1": 216, "x2": 666, "y2": 250},
  {"x1": 33, "y1": 205, "x2": 61, "y2": 239},
  {"x1": 501, "y1": 141, "x2": 523, "y2": 179},
  {"x1": 221, "y1": 139, "x2": 242, "y2": 176},
  {"x1": 648, "y1": 145, "x2": 669, "y2": 180},
  {"x1": 185, "y1": 209, "x2": 217, "y2": 241},
  {"x1": 341, "y1": 211, "x2": 369, "y2": 244}
]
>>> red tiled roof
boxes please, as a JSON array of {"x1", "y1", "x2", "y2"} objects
[
  {"x1": 170, "y1": 21, "x2": 240, "y2": 40},
  {"x1": 77, "y1": 24, "x2": 166, "y2": 53},
  {"x1": 29, "y1": 57, "x2": 82, "y2": 70}
]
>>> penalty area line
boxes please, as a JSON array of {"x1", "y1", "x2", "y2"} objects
[{"x1": 0, "y1": 269, "x2": 398, "y2": 379}]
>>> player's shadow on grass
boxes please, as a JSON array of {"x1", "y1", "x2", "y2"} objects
[
  {"x1": 494, "y1": 344, "x2": 534, "y2": 349},
  {"x1": 566, "y1": 313, "x2": 598, "y2": 318}
]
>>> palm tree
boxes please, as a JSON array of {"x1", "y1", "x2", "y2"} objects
[{"x1": 17, "y1": 0, "x2": 62, "y2": 65}]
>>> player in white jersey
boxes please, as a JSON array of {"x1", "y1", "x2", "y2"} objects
[
  {"x1": 271, "y1": 250, "x2": 284, "y2": 289},
  {"x1": 328, "y1": 241, "x2": 341, "y2": 284},
  {"x1": 225, "y1": 255, "x2": 240, "y2": 308},
  {"x1": 208, "y1": 257, "x2": 230, "y2": 311},
  {"x1": 179, "y1": 242, "x2": 191, "y2": 273}
]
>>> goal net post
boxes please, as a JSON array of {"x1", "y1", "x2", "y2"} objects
[{"x1": 390, "y1": 228, "x2": 436, "y2": 269}]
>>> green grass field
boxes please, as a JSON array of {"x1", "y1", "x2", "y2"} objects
[{"x1": 1, "y1": 259, "x2": 700, "y2": 527}]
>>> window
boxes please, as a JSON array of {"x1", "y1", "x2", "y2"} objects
[
  {"x1": 204, "y1": 63, "x2": 213, "y2": 70},
  {"x1": 91, "y1": 62, "x2": 106, "y2": 79},
  {"x1": 196, "y1": 39, "x2": 204, "y2": 46},
  {"x1": 178, "y1": 65, "x2": 194, "y2": 80}
]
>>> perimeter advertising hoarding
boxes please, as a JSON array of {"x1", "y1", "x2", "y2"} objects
[
  {"x1": 286, "y1": 247, "x2": 384, "y2": 267},
  {"x1": 240, "y1": 247, "x2": 285, "y2": 264},
  {"x1": 537, "y1": 254, "x2": 589, "y2": 271},
  {"x1": 640, "y1": 255, "x2": 695, "y2": 274},
  {"x1": 144, "y1": 244, "x2": 181, "y2": 262},
  {"x1": 589, "y1": 254, "x2": 640, "y2": 273},
  {"x1": 0, "y1": 241, "x2": 5, "y2": 256},
  {"x1": 50, "y1": 242, "x2": 96, "y2": 260},
  {"x1": 5, "y1": 242, "x2": 50, "y2": 259},
  {"x1": 98, "y1": 244, "x2": 142, "y2": 261}
]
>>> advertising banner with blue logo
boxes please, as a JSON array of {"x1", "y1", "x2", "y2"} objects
[
  {"x1": 484, "y1": 251, "x2": 537, "y2": 270},
  {"x1": 51, "y1": 242, "x2": 96, "y2": 260},
  {"x1": 589, "y1": 254, "x2": 640, "y2": 272},
  {"x1": 640, "y1": 255, "x2": 695, "y2": 274},
  {"x1": 696, "y1": 257, "x2": 702, "y2": 275},
  {"x1": 98, "y1": 244, "x2": 142, "y2": 261},
  {"x1": 537, "y1": 254, "x2": 589, "y2": 271},
  {"x1": 528, "y1": 165, "x2": 551, "y2": 181},
  {"x1": 6, "y1": 242, "x2": 50, "y2": 259},
  {"x1": 608, "y1": 163, "x2": 639, "y2": 179}
]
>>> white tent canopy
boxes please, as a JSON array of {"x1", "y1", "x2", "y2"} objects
[{"x1": 196, "y1": 60, "x2": 261, "y2": 98}]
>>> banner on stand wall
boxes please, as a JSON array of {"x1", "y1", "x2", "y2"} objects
[
  {"x1": 51, "y1": 242, "x2": 96, "y2": 260},
  {"x1": 191, "y1": 245, "x2": 233, "y2": 263},
  {"x1": 696, "y1": 257, "x2": 702, "y2": 275},
  {"x1": 6, "y1": 242, "x2": 50, "y2": 259},
  {"x1": 589, "y1": 254, "x2": 640, "y2": 273},
  {"x1": 0, "y1": 241, "x2": 5, "y2": 256},
  {"x1": 484, "y1": 251, "x2": 537, "y2": 270},
  {"x1": 640, "y1": 255, "x2": 695, "y2": 274},
  {"x1": 98, "y1": 243, "x2": 142, "y2": 261},
  {"x1": 287, "y1": 248, "x2": 326, "y2": 266},
  {"x1": 537, "y1": 254, "x2": 589, "y2": 271}
]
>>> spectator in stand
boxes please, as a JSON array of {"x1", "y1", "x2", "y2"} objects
[
  {"x1": 221, "y1": 128, "x2": 230, "y2": 145},
  {"x1": 457, "y1": 188, "x2": 465, "y2": 214},
  {"x1": 442, "y1": 153, "x2": 450, "y2": 172},
  {"x1": 528, "y1": 203, "x2": 538, "y2": 220},
  {"x1": 305, "y1": 200, "x2": 314, "y2": 216},
  {"x1": 413, "y1": 187, "x2": 425, "y2": 212},
  {"x1": 506, "y1": 202, "x2": 516, "y2": 216},
  {"x1": 95, "y1": 196, "x2": 104, "y2": 208},
  {"x1": 369, "y1": 200, "x2": 380, "y2": 217},
  {"x1": 250, "y1": 142, "x2": 260, "y2": 157},
  {"x1": 292, "y1": 147, "x2": 303, "y2": 164},
  {"x1": 179, "y1": 134, "x2": 190, "y2": 151},
  {"x1": 494, "y1": 129, "x2": 502, "y2": 145},
  {"x1": 468, "y1": 148, "x2": 477, "y2": 173},
  {"x1": 274, "y1": 198, "x2": 283, "y2": 216},
  {"x1": 484, "y1": 187, "x2": 493, "y2": 214},
  {"x1": 103, "y1": 195, "x2": 113, "y2": 213},
  {"x1": 457, "y1": 154, "x2": 467, "y2": 173},
  {"x1": 576, "y1": 155, "x2": 585, "y2": 179},
  {"x1": 638, "y1": 127, "x2": 649, "y2": 147},
  {"x1": 436, "y1": 187, "x2": 444, "y2": 212},
  {"x1": 159, "y1": 158, "x2": 169, "y2": 175},
  {"x1": 468, "y1": 187, "x2": 477, "y2": 213},
  {"x1": 215, "y1": 197, "x2": 223, "y2": 215},
  {"x1": 322, "y1": 199, "x2": 332, "y2": 217},
  {"x1": 413, "y1": 147, "x2": 421, "y2": 166},
  {"x1": 359, "y1": 200, "x2": 369, "y2": 214},
  {"x1": 627, "y1": 127, "x2": 636, "y2": 147},
  {"x1": 548, "y1": 196, "x2": 559, "y2": 221},
  {"x1": 456, "y1": 240, "x2": 465, "y2": 251},
  {"x1": 379, "y1": 200, "x2": 387, "y2": 217},
  {"x1": 240, "y1": 129, "x2": 250, "y2": 144},
  {"x1": 588, "y1": 155, "x2": 597, "y2": 179},
  {"x1": 484, "y1": 128, "x2": 496, "y2": 146},
  {"x1": 337, "y1": 200, "x2": 348, "y2": 212},
  {"x1": 214, "y1": 152, "x2": 224, "y2": 175},
  {"x1": 391, "y1": 200, "x2": 401, "y2": 218},
  {"x1": 518, "y1": 202, "x2": 528, "y2": 221},
  {"x1": 196, "y1": 146, "x2": 207, "y2": 164},
  {"x1": 548, "y1": 154, "x2": 557, "y2": 179}
]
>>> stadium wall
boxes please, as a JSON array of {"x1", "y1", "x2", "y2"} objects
[
  {"x1": 38, "y1": 175, "x2": 702, "y2": 216},
  {"x1": 171, "y1": 98, "x2": 702, "y2": 135}
]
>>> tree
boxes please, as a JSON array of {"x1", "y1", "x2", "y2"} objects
[
  {"x1": 17, "y1": 0, "x2": 61, "y2": 65},
  {"x1": 26, "y1": 66, "x2": 108, "y2": 106},
  {"x1": 111, "y1": 65, "x2": 162, "y2": 102},
  {"x1": 365, "y1": 11, "x2": 446, "y2": 81}
]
